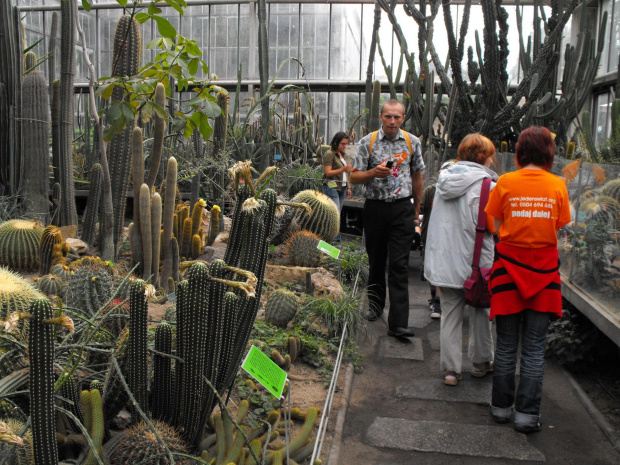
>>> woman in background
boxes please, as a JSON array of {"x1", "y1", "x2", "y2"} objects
[
  {"x1": 322, "y1": 131, "x2": 352, "y2": 242},
  {"x1": 486, "y1": 126, "x2": 571, "y2": 433},
  {"x1": 424, "y1": 134, "x2": 498, "y2": 386}
]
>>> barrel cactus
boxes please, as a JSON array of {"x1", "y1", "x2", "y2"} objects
[
  {"x1": 37, "y1": 274, "x2": 63, "y2": 297},
  {"x1": 110, "y1": 420, "x2": 192, "y2": 465},
  {"x1": 291, "y1": 190, "x2": 340, "y2": 242},
  {"x1": 264, "y1": 288, "x2": 299, "y2": 329},
  {"x1": 0, "y1": 266, "x2": 44, "y2": 318},
  {"x1": 50, "y1": 263, "x2": 72, "y2": 282},
  {"x1": 66, "y1": 264, "x2": 114, "y2": 316},
  {"x1": 0, "y1": 219, "x2": 44, "y2": 271},
  {"x1": 600, "y1": 178, "x2": 620, "y2": 203},
  {"x1": 287, "y1": 230, "x2": 322, "y2": 267}
]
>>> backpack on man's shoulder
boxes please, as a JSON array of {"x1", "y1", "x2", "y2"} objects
[{"x1": 369, "y1": 130, "x2": 413, "y2": 156}]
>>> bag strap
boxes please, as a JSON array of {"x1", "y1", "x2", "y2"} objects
[{"x1": 472, "y1": 178, "x2": 492, "y2": 269}]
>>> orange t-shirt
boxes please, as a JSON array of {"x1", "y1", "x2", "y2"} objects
[{"x1": 485, "y1": 169, "x2": 572, "y2": 248}]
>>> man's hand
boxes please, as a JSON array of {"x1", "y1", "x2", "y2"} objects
[{"x1": 373, "y1": 164, "x2": 391, "y2": 178}]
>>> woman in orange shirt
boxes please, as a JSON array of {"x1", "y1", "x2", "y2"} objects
[{"x1": 485, "y1": 127, "x2": 571, "y2": 433}]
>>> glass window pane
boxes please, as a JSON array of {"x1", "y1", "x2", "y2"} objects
[
  {"x1": 594, "y1": 93, "x2": 611, "y2": 145},
  {"x1": 610, "y1": 0, "x2": 620, "y2": 71},
  {"x1": 301, "y1": 4, "x2": 329, "y2": 79},
  {"x1": 330, "y1": 5, "x2": 362, "y2": 80}
]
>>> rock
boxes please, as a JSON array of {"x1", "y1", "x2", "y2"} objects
[
  {"x1": 59, "y1": 225, "x2": 77, "y2": 239},
  {"x1": 266, "y1": 264, "x2": 321, "y2": 286},
  {"x1": 110, "y1": 408, "x2": 132, "y2": 429},
  {"x1": 65, "y1": 238, "x2": 88, "y2": 254},
  {"x1": 311, "y1": 268, "x2": 344, "y2": 301}
]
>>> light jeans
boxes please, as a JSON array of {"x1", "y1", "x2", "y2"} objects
[
  {"x1": 322, "y1": 184, "x2": 346, "y2": 212},
  {"x1": 491, "y1": 309, "x2": 551, "y2": 426},
  {"x1": 439, "y1": 286, "x2": 494, "y2": 373}
]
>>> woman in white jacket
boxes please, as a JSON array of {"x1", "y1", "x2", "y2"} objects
[{"x1": 424, "y1": 134, "x2": 498, "y2": 386}]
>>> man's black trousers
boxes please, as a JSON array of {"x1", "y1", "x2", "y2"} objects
[{"x1": 363, "y1": 198, "x2": 416, "y2": 329}]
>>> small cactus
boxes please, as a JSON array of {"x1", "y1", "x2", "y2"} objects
[
  {"x1": 287, "y1": 230, "x2": 322, "y2": 267},
  {"x1": 206, "y1": 205, "x2": 220, "y2": 246},
  {"x1": 50, "y1": 263, "x2": 72, "y2": 282},
  {"x1": 37, "y1": 274, "x2": 63, "y2": 296},
  {"x1": 264, "y1": 288, "x2": 299, "y2": 329},
  {"x1": 39, "y1": 225, "x2": 63, "y2": 275}
]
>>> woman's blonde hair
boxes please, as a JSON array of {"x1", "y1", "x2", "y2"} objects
[{"x1": 457, "y1": 133, "x2": 496, "y2": 166}]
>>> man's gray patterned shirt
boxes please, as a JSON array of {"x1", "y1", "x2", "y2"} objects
[{"x1": 352, "y1": 128, "x2": 425, "y2": 200}]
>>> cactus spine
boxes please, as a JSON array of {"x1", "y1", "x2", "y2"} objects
[
  {"x1": 59, "y1": 0, "x2": 78, "y2": 226},
  {"x1": 151, "y1": 322, "x2": 172, "y2": 422},
  {"x1": 287, "y1": 230, "x2": 322, "y2": 268},
  {"x1": 81, "y1": 162, "x2": 103, "y2": 247},
  {"x1": 28, "y1": 298, "x2": 59, "y2": 465},
  {"x1": 39, "y1": 225, "x2": 63, "y2": 275},
  {"x1": 128, "y1": 279, "x2": 149, "y2": 421},
  {"x1": 264, "y1": 289, "x2": 299, "y2": 329},
  {"x1": 291, "y1": 189, "x2": 340, "y2": 242},
  {"x1": 22, "y1": 52, "x2": 50, "y2": 221},
  {"x1": 108, "y1": 15, "x2": 142, "y2": 251},
  {"x1": 161, "y1": 157, "x2": 178, "y2": 292},
  {"x1": 146, "y1": 82, "x2": 166, "y2": 190},
  {"x1": 81, "y1": 389, "x2": 104, "y2": 465}
]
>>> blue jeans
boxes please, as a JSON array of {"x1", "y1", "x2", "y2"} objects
[
  {"x1": 322, "y1": 185, "x2": 346, "y2": 212},
  {"x1": 491, "y1": 310, "x2": 551, "y2": 426}
]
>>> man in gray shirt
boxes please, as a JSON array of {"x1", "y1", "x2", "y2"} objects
[{"x1": 350, "y1": 99, "x2": 424, "y2": 338}]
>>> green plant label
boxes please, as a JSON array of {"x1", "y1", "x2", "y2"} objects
[
  {"x1": 317, "y1": 240, "x2": 340, "y2": 259},
  {"x1": 241, "y1": 345, "x2": 287, "y2": 399}
]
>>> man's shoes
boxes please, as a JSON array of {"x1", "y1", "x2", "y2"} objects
[
  {"x1": 429, "y1": 299, "x2": 441, "y2": 319},
  {"x1": 363, "y1": 310, "x2": 380, "y2": 322},
  {"x1": 514, "y1": 422, "x2": 542, "y2": 434},
  {"x1": 387, "y1": 326, "x2": 415, "y2": 338}
]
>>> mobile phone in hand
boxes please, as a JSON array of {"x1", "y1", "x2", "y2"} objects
[{"x1": 385, "y1": 160, "x2": 394, "y2": 168}]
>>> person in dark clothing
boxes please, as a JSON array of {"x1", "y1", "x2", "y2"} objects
[{"x1": 350, "y1": 100, "x2": 425, "y2": 339}]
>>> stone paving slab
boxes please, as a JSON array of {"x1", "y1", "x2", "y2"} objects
[
  {"x1": 408, "y1": 307, "x2": 433, "y2": 328},
  {"x1": 366, "y1": 417, "x2": 545, "y2": 462},
  {"x1": 378, "y1": 336, "x2": 424, "y2": 361},
  {"x1": 395, "y1": 378, "x2": 491, "y2": 404}
]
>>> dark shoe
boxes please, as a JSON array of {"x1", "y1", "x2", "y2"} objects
[
  {"x1": 387, "y1": 326, "x2": 415, "y2": 338},
  {"x1": 363, "y1": 310, "x2": 380, "y2": 322},
  {"x1": 429, "y1": 299, "x2": 441, "y2": 319},
  {"x1": 514, "y1": 422, "x2": 542, "y2": 434},
  {"x1": 471, "y1": 361, "x2": 494, "y2": 378}
]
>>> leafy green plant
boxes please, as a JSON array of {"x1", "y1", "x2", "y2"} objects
[
  {"x1": 326, "y1": 239, "x2": 369, "y2": 285},
  {"x1": 296, "y1": 290, "x2": 366, "y2": 339},
  {"x1": 276, "y1": 162, "x2": 322, "y2": 198}
]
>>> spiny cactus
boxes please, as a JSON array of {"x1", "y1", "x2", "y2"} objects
[
  {"x1": 0, "y1": 266, "x2": 44, "y2": 318},
  {"x1": 139, "y1": 183, "x2": 153, "y2": 282},
  {"x1": 50, "y1": 181, "x2": 61, "y2": 226},
  {"x1": 287, "y1": 230, "x2": 322, "y2": 267},
  {"x1": 600, "y1": 178, "x2": 620, "y2": 203},
  {"x1": 0, "y1": 219, "x2": 44, "y2": 271},
  {"x1": 50, "y1": 263, "x2": 72, "y2": 282},
  {"x1": 145, "y1": 82, "x2": 166, "y2": 190},
  {"x1": 28, "y1": 298, "x2": 59, "y2": 464},
  {"x1": 109, "y1": 14, "x2": 142, "y2": 252},
  {"x1": 291, "y1": 190, "x2": 340, "y2": 242},
  {"x1": 82, "y1": 389, "x2": 104, "y2": 465},
  {"x1": 206, "y1": 205, "x2": 220, "y2": 246},
  {"x1": 151, "y1": 192, "x2": 162, "y2": 285},
  {"x1": 581, "y1": 111, "x2": 599, "y2": 162},
  {"x1": 191, "y1": 233, "x2": 202, "y2": 259},
  {"x1": 51, "y1": 79, "x2": 61, "y2": 187},
  {"x1": 22, "y1": 51, "x2": 50, "y2": 221},
  {"x1": 66, "y1": 264, "x2": 114, "y2": 316},
  {"x1": 39, "y1": 225, "x2": 63, "y2": 275},
  {"x1": 82, "y1": 162, "x2": 103, "y2": 247},
  {"x1": 110, "y1": 420, "x2": 191, "y2": 465},
  {"x1": 191, "y1": 199, "x2": 206, "y2": 238},
  {"x1": 264, "y1": 289, "x2": 299, "y2": 329},
  {"x1": 151, "y1": 322, "x2": 173, "y2": 422},
  {"x1": 59, "y1": 0, "x2": 78, "y2": 226},
  {"x1": 37, "y1": 274, "x2": 63, "y2": 297},
  {"x1": 161, "y1": 157, "x2": 178, "y2": 292},
  {"x1": 127, "y1": 279, "x2": 149, "y2": 421},
  {"x1": 368, "y1": 80, "x2": 381, "y2": 132}
]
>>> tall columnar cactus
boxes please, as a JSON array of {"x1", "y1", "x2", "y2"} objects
[
  {"x1": 145, "y1": 83, "x2": 166, "y2": 190},
  {"x1": 50, "y1": 181, "x2": 62, "y2": 226},
  {"x1": 59, "y1": 0, "x2": 78, "y2": 226},
  {"x1": 39, "y1": 225, "x2": 63, "y2": 275},
  {"x1": 82, "y1": 389, "x2": 104, "y2": 465},
  {"x1": 151, "y1": 322, "x2": 172, "y2": 422},
  {"x1": 51, "y1": 79, "x2": 61, "y2": 186},
  {"x1": 131, "y1": 127, "x2": 145, "y2": 273},
  {"x1": 151, "y1": 192, "x2": 162, "y2": 286},
  {"x1": 28, "y1": 298, "x2": 59, "y2": 465},
  {"x1": 139, "y1": 183, "x2": 153, "y2": 282},
  {"x1": 368, "y1": 80, "x2": 381, "y2": 132},
  {"x1": 0, "y1": 219, "x2": 44, "y2": 271},
  {"x1": 108, "y1": 15, "x2": 142, "y2": 252},
  {"x1": 127, "y1": 279, "x2": 149, "y2": 421},
  {"x1": 0, "y1": 266, "x2": 44, "y2": 318},
  {"x1": 58, "y1": 372, "x2": 85, "y2": 433},
  {"x1": 81, "y1": 162, "x2": 103, "y2": 247},
  {"x1": 291, "y1": 189, "x2": 340, "y2": 242},
  {"x1": 287, "y1": 230, "x2": 322, "y2": 268},
  {"x1": 180, "y1": 216, "x2": 192, "y2": 260},
  {"x1": 22, "y1": 51, "x2": 51, "y2": 221},
  {"x1": 161, "y1": 157, "x2": 178, "y2": 293},
  {"x1": 581, "y1": 111, "x2": 600, "y2": 162}
]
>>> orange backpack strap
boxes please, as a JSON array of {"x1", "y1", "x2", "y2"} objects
[{"x1": 368, "y1": 130, "x2": 412, "y2": 156}]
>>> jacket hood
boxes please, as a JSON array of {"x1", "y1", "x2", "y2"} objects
[{"x1": 436, "y1": 161, "x2": 499, "y2": 200}]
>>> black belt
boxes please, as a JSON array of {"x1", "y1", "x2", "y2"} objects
[{"x1": 368, "y1": 196, "x2": 412, "y2": 204}]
